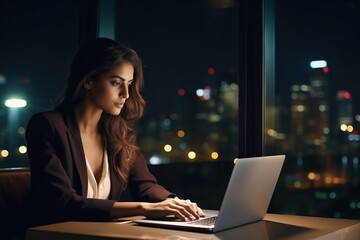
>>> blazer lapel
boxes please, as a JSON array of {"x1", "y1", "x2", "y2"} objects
[
  {"x1": 65, "y1": 109, "x2": 88, "y2": 197},
  {"x1": 108, "y1": 149, "x2": 123, "y2": 200},
  {"x1": 62, "y1": 108, "x2": 123, "y2": 200}
]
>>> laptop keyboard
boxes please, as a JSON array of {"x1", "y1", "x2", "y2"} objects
[{"x1": 188, "y1": 216, "x2": 217, "y2": 226}]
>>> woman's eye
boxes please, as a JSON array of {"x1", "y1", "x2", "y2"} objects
[{"x1": 111, "y1": 81, "x2": 120, "y2": 86}]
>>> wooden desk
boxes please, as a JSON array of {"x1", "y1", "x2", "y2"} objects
[{"x1": 26, "y1": 214, "x2": 360, "y2": 240}]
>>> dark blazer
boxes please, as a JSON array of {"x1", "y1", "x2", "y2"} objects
[{"x1": 25, "y1": 108, "x2": 174, "y2": 227}]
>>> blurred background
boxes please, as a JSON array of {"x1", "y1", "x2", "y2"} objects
[{"x1": 0, "y1": 0, "x2": 359, "y2": 220}]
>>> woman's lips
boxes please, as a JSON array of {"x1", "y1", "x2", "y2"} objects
[{"x1": 114, "y1": 102, "x2": 125, "y2": 108}]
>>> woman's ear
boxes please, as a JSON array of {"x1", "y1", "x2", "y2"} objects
[{"x1": 84, "y1": 79, "x2": 94, "y2": 90}]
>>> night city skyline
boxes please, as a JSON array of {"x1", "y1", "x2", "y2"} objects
[{"x1": 1, "y1": 0, "x2": 360, "y2": 220}]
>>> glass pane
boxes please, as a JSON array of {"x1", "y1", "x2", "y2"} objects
[
  {"x1": 114, "y1": 0, "x2": 239, "y2": 163},
  {"x1": 266, "y1": 0, "x2": 360, "y2": 219},
  {"x1": 0, "y1": 1, "x2": 80, "y2": 168}
]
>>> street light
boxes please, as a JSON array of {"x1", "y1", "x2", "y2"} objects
[
  {"x1": 4, "y1": 98, "x2": 27, "y2": 108},
  {"x1": 310, "y1": 60, "x2": 327, "y2": 69},
  {"x1": 4, "y1": 97, "x2": 27, "y2": 160}
]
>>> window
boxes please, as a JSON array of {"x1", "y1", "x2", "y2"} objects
[
  {"x1": 110, "y1": 0, "x2": 239, "y2": 164},
  {"x1": 266, "y1": 0, "x2": 360, "y2": 219},
  {"x1": 1, "y1": 0, "x2": 239, "y2": 208},
  {"x1": 5, "y1": 1, "x2": 358, "y2": 220},
  {"x1": 0, "y1": 1, "x2": 80, "y2": 168},
  {"x1": 95, "y1": 0, "x2": 240, "y2": 207}
]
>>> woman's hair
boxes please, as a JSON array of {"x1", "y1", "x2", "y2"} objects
[{"x1": 59, "y1": 38, "x2": 146, "y2": 190}]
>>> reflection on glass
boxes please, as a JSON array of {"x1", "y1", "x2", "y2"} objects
[
  {"x1": 0, "y1": 1, "x2": 79, "y2": 168},
  {"x1": 267, "y1": 0, "x2": 360, "y2": 219},
  {"x1": 115, "y1": 0, "x2": 239, "y2": 163}
]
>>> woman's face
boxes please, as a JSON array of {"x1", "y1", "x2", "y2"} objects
[{"x1": 87, "y1": 61, "x2": 134, "y2": 116}]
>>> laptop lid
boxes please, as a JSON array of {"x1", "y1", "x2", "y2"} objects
[
  {"x1": 133, "y1": 155, "x2": 285, "y2": 233},
  {"x1": 214, "y1": 155, "x2": 285, "y2": 232}
]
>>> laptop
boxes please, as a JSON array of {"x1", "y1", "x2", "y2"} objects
[{"x1": 133, "y1": 155, "x2": 285, "y2": 233}]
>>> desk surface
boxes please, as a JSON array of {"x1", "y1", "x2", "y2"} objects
[{"x1": 26, "y1": 213, "x2": 360, "y2": 240}]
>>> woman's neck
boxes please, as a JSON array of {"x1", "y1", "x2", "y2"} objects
[{"x1": 75, "y1": 101, "x2": 103, "y2": 135}]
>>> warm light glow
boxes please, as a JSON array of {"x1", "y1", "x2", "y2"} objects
[
  {"x1": 18, "y1": 146, "x2": 27, "y2": 154},
  {"x1": 340, "y1": 124, "x2": 347, "y2": 132},
  {"x1": 297, "y1": 105, "x2": 305, "y2": 111},
  {"x1": 177, "y1": 130, "x2": 185, "y2": 138},
  {"x1": 5, "y1": 98, "x2": 27, "y2": 108},
  {"x1": 307, "y1": 172, "x2": 316, "y2": 180},
  {"x1": 211, "y1": 152, "x2": 219, "y2": 160},
  {"x1": 325, "y1": 177, "x2": 332, "y2": 184},
  {"x1": 164, "y1": 144, "x2": 172, "y2": 152},
  {"x1": 267, "y1": 129, "x2": 276, "y2": 136},
  {"x1": 333, "y1": 177, "x2": 340, "y2": 184},
  {"x1": 233, "y1": 158, "x2": 238, "y2": 164},
  {"x1": 1, "y1": 150, "x2": 9, "y2": 158},
  {"x1": 292, "y1": 105, "x2": 305, "y2": 112},
  {"x1": 188, "y1": 151, "x2": 196, "y2": 160},
  {"x1": 347, "y1": 125, "x2": 354, "y2": 132},
  {"x1": 307, "y1": 172, "x2": 321, "y2": 181}
]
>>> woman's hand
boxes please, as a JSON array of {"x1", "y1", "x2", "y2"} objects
[{"x1": 141, "y1": 198, "x2": 205, "y2": 221}]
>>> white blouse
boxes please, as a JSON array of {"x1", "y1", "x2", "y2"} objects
[{"x1": 85, "y1": 149, "x2": 111, "y2": 199}]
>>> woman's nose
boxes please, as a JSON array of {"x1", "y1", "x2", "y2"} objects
[{"x1": 119, "y1": 85, "x2": 129, "y2": 99}]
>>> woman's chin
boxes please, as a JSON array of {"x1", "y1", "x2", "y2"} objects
[{"x1": 105, "y1": 109, "x2": 122, "y2": 116}]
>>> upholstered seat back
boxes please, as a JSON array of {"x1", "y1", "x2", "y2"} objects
[
  {"x1": 0, "y1": 169, "x2": 31, "y2": 239},
  {"x1": 0, "y1": 169, "x2": 31, "y2": 210}
]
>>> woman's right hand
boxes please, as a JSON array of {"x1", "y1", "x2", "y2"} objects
[{"x1": 141, "y1": 198, "x2": 205, "y2": 221}]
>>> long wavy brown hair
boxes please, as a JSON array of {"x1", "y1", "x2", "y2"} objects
[{"x1": 58, "y1": 38, "x2": 145, "y2": 190}]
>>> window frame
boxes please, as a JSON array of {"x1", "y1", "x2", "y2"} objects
[
  {"x1": 238, "y1": 0, "x2": 267, "y2": 157},
  {"x1": 90, "y1": 0, "x2": 269, "y2": 159}
]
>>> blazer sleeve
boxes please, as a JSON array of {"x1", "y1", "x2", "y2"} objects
[
  {"x1": 128, "y1": 151, "x2": 176, "y2": 202},
  {"x1": 26, "y1": 113, "x2": 116, "y2": 225}
]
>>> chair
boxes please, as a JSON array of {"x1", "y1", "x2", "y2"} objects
[{"x1": 0, "y1": 168, "x2": 31, "y2": 239}]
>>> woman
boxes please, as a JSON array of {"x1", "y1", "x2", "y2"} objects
[{"x1": 25, "y1": 38, "x2": 204, "y2": 227}]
